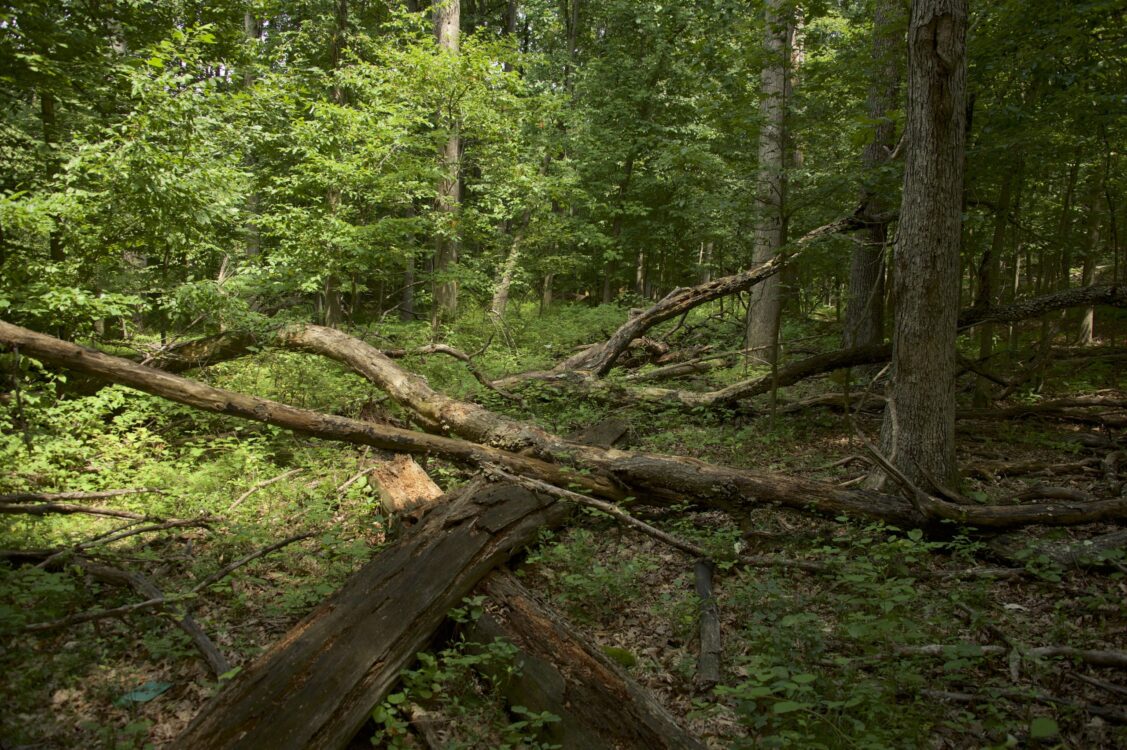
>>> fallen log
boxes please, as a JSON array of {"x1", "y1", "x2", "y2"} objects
[
  {"x1": 694, "y1": 560, "x2": 721, "y2": 690},
  {"x1": 472, "y1": 570, "x2": 706, "y2": 750},
  {"x1": 7, "y1": 319, "x2": 1127, "y2": 531},
  {"x1": 178, "y1": 478, "x2": 567, "y2": 749}
]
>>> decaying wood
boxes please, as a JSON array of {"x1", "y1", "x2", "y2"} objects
[
  {"x1": 7, "y1": 319, "x2": 1127, "y2": 531},
  {"x1": 694, "y1": 560, "x2": 721, "y2": 690},
  {"x1": 0, "y1": 488, "x2": 162, "y2": 504},
  {"x1": 473, "y1": 570, "x2": 707, "y2": 750},
  {"x1": 989, "y1": 529, "x2": 1127, "y2": 571},
  {"x1": 964, "y1": 457, "x2": 1101, "y2": 481},
  {"x1": 177, "y1": 479, "x2": 567, "y2": 749},
  {"x1": 369, "y1": 453, "x2": 443, "y2": 513}
]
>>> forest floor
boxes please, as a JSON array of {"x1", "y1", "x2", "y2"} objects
[{"x1": 1, "y1": 304, "x2": 1125, "y2": 749}]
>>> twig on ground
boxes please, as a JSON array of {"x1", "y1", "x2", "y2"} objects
[
  {"x1": 191, "y1": 532, "x2": 315, "y2": 594},
  {"x1": 228, "y1": 468, "x2": 304, "y2": 511}
]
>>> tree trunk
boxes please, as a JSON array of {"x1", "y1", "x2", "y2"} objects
[
  {"x1": 745, "y1": 0, "x2": 792, "y2": 364},
  {"x1": 1079, "y1": 178, "x2": 1103, "y2": 344},
  {"x1": 491, "y1": 212, "x2": 530, "y2": 318},
  {"x1": 178, "y1": 479, "x2": 567, "y2": 749},
  {"x1": 842, "y1": 0, "x2": 903, "y2": 350},
  {"x1": 973, "y1": 169, "x2": 1014, "y2": 405},
  {"x1": 433, "y1": 0, "x2": 461, "y2": 324},
  {"x1": 874, "y1": 0, "x2": 967, "y2": 491},
  {"x1": 472, "y1": 571, "x2": 706, "y2": 750}
]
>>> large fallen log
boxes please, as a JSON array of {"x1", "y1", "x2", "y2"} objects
[
  {"x1": 472, "y1": 570, "x2": 706, "y2": 750},
  {"x1": 178, "y1": 478, "x2": 567, "y2": 749},
  {"x1": 5, "y1": 319, "x2": 1127, "y2": 530}
]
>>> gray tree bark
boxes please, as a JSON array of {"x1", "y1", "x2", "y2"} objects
[
  {"x1": 842, "y1": 0, "x2": 903, "y2": 350},
  {"x1": 874, "y1": 0, "x2": 967, "y2": 491},
  {"x1": 745, "y1": 0, "x2": 792, "y2": 364},
  {"x1": 433, "y1": 0, "x2": 461, "y2": 324}
]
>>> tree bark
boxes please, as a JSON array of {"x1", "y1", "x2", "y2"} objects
[
  {"x1": 433, "y1": 0, "x2": 461, "y2": 324},
  {"x1": 472, "y1": 571, "x2": 706, "y2": 750},
  {"x1": 973, "y1": 169, "x2": 1014, "y2": 405},
  {"x1": 745, "y1": 0, "x2": 792, "y2": 364},
  {"x1": 842, "y1": 0, "x2": 903, "y2": 350},
  {"x1": 875, "y1": 0, "x2": 967, "y2": 491},
  {"x1": 178, "y1": 479, "x2": 567, "y2": 749}
]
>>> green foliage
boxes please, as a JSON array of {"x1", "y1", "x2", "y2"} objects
[{"x1": 370, "y1": 598, "x2": 560, "y2": 750}]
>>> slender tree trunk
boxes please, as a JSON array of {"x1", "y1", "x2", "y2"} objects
[
  {"x1": 433, "y1": 0, "x2": 461, "y2": 324},
  {"x1": 491, "y1": 214, "x2": 529, "y2": 318},
  {"x1": 321, "y1": 0, "x2": 349, "y2": 327},
  {"x1": 843, "y1": 0, "x2": 902, "y2": 350},
  {"x1": 745, "y1": 0, "x2": 792, "y2": 364},
  {"x1": 973, "y1": 169, "x2": 1014, "y2": 405},
  {"x1": 1079, "y1": 179, "x2": 1103, "y2": 345},
  {"x1": 873, "y1": 0, "x2": 967, "y2": 491}
]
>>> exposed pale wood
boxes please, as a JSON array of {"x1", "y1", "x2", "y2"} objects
[{"x1": 369, "y1": 453, "x2": 442, "y2": 513}]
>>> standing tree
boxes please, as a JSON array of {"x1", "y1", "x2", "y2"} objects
[
  {"x1": 842, "y1": 0, "x2": 904, "y2": 350},
  {"x1": 433, "y1": 0, "x2": 462, "y2": 324},
  {"x1": 745, "y1": 0, "x2": 795, "y2": 365},
  {"x1": 873, "y1": 0, "x2": 967, "y2": 490}
]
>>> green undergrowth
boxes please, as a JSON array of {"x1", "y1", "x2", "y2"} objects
[{"x1": 2, "y1": 302, "x2": 1126, "y2": 747}]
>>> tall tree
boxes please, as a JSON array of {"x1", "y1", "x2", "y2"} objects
[
  {"x1": 745, "y1": 0, "x2": 795, "y2": 364},
  {"x1": 874, "y1": 0, "x2": 967, "y2": 490},
  {"x1": 433, "y1": 0, "x2": 462, "y2": 324},
  {"x1": 842, "y1": 0, "x2": 904, "y2": 350}
]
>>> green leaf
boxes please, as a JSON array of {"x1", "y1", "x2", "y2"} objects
[
  {"x1": 1029, "y1": 717, "x2": 1058, "y2": 739},
  {"x1": 772, "y1": 700, "x2": 806, "y2": 714}
]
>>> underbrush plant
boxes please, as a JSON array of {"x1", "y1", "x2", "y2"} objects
[
  {"x1": 370, "y1": 597, "x2": 560, "y2": 749},
  {"x1": 521, "y1": 527, "x2": 657, "y2": 624}
]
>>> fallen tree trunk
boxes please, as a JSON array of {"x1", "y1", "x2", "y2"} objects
[
  {"x1": 178, "y1": 478, "x2": 567, "y2": 749},
  {"x1": 6, "y1": 319, "x2": 1127, "y2": 530},
  {"x1": 473, "y1": 570, "x2": 706, "y2": 750},
  {"x1": 957, "y1": 285, "x2": 1127, "y2": 329}
]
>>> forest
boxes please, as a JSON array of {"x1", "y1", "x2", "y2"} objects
[{"x1": 1, "y1": 0, "x2": 1125, "y2": 747}]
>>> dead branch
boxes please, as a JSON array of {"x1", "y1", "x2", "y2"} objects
[
  {"x1": 190, "y1": 532, "x2": 314, "y2": 594},
  {"x1": 0, "y1": 488, "x2": 163, "y2": 504},
  {"x1": 484, "y1": 465, "x2": 710, "y2": 560},
  {"x1": 964, "y1": 457, "x2": 1101, "y2": 481},
  {"x1": 228, "y1": 468, "x2": 304, "y2": 511},
  {"x1": 922, "y1": 688, "x2": 1127, "y2": 724},
  {"x1": 77, "y1": 559, "x2": 230, "y2": 677},
  {"x1": 958, "y1": 285, "x2": 1127, "y2": 329},
  {"x1": 0, "y1": 503, "x2": 149, "y2": 520},
  {"x1": 897, "y1": 644, "x2": 1127, "y2": 669}
]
